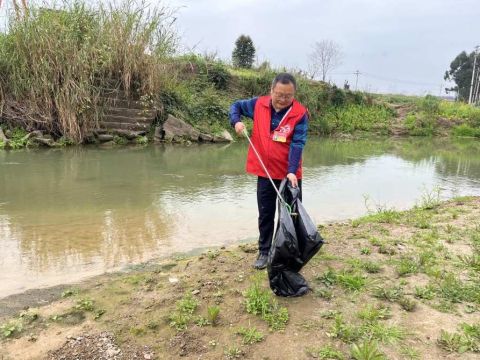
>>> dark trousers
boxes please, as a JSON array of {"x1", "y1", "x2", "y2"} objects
[{"x1": 256, "y1": 176, "x2": 302, "y2": 254}]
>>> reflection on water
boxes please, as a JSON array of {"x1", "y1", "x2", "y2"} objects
[{"x1": 1, "y1": 138, "x2": 480, "y2": 297}]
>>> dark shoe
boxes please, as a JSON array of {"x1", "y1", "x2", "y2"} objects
[{"x1": 253, "y1": 253, "x2": 268, "y2": 270}]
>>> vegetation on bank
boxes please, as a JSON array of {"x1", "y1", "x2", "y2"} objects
[
  {"x1": 1, "y1": 0, "x2": 480, "y2": 150},
  {"x1": 2, "y1": 196, "x2": 480, "y2": 359}
]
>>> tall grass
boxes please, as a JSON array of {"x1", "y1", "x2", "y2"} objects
[{"x1": 0, "y1": 0, "x2": 177, "y2": 142}]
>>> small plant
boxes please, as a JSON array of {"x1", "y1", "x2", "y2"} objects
[
  {"x1": 177, "y1": 294, "x2": 199, "y2": 314},
  {"x1": 360, "y1": 248, "x2": 371, "y2": 255},
  {"x1": 19, "y1": 310, "x2": 39, "y2": 324},
  {"x1": 305, "y1": 344, "x2": 345, "y2": 359},
  {"x1": 61, "y1": 288, "x2": 78, "y2": 298},
  {"x1": 1, "y1": 320, "x2": 23, "y2": 338},
  {"x1": 314, "y1": 287, "x2": 334, "y2": 300},
  {"x1": 357, "y1": 304, "x2": 391, "y2": 322},
  {"x1": 316, "y1": 268, "x2": 338, "y2": 287},
  {"x1": 207, "y1": 305, "x2": 220, "y2": 325},
  {"x1": 206, "y1": 250, "x2": 220, "y2": 260},
  {"x1": 129, "y1": 326, "x2": 146, "y2": 336},
  {"x1": 396, "y1": 256, "x2": 419, "y2": 277},
  {"x1": 327, "y1": 315, "x2": 361, "y2": 343},
  {"x1": 135, "y1": 136, "x2": 148, "y2": 145},
  {"x1": 75, "y1": 298, "x2": 95, "y2": 312},
  {"x1": 400, "y1": 346, "x2": 420, "y2": 360},
  {"x1": 372, "y1": 285, "x2": 403, "y2": 302},
  {"x1": 337, "y1": 271, "x2": 366, "y2": 292},
  {"x1": 236, "y1": 326, "x2": 264, "y2": 344},
  {"x1": 361, "y1": 322, "x2": 406, "y2": 344},
  {"x1": 244, "y1": 278, "x2": 289, "y2": 330},
  {"x1": 361, "y1": 261, "x2": 381, "y2": 273},
  {"x1": 350, "y1": 341, "x2": 385, "y2": 360},
  {"x1": 169, "y1": 293, "x2": 200, "y2": 331},
  {"x1": 378, "y1": 244, "x2": 396, "y2": 255},
  {"x1": 113, "y1": 135, "x2": 128, "y2": 145},
  {"x1": 224, "y1": 345, "x2": 243, "y2": 359},
  {"x1": 147, "y1": 320, "x2": 159, "y2": 330},
  {"x1": 414, "y1": 285, "x2": 436, "y2": 300},
  {"x1": 169, "y1": 312, "x2": 190, "y2": 331},
  {"x1": 194, "y1": 316, "x2": 210, "y2": 327},
  {"x1": 397, "y1": 297, "x2": 417, "y2": 312},
  {"x1": 418, "y1": 187, "x2": 442, "y2": 210},
  {"x1": 437, "y1": 330, "x2": 467, "y2": 352}
]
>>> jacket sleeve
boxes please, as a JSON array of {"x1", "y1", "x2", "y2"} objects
[
  {"x1": 288, "y1": 113, "x2": 308, "y2": 174},
  {"x1": 229, "y1": 97, "x2": 258, "y2": 127}
]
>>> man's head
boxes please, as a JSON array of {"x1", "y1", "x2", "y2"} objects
[{"x1": 270, "y1": 73, "x2": 296, "y2": 111}]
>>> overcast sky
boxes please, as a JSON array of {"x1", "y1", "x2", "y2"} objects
[
  {"x1": 168, "y1": 0, "x2": 479, "y2": 95},
  {"x1": 1, "y1": 0, "x2": 478, "y2": 95}
]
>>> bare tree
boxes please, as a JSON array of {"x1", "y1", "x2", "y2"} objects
[{"x1": 307, "y1": 40, "x2": 343, "y2": 82}]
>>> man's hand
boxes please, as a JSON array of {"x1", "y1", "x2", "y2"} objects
[
  {"x1": 287, "y1": 173, "x2": 298, "y2": 188},
  {"x1": 235, "y1": 122, "x2": 246, "y2": 136}
]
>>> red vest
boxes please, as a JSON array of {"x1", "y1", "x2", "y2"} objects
[{"x1": 246, "y1": 96, "x2": 306, "y2": 179}]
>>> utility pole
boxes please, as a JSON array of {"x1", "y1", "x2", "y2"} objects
[
  {"x1": 468, "y1": 45, "x2": 480, "y2": 104},
  {"x1": 354, "y1": 70, "x2": 360, "y2": 91}
]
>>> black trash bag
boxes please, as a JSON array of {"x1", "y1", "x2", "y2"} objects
[{"x1": 267, "y1": 179, "x2": 324, "y2": 297}]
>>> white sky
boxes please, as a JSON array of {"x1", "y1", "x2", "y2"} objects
[
  {"x1": 1, "y1": 0, "x2": 478, "y2": 95},
  {"x1": 167, "y1": 0, "x2": 479, "y2": 95}
]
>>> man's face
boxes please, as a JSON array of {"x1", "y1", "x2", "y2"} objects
[{"x1": 270, "y1": 82, "x2": 295, "y2": 110}]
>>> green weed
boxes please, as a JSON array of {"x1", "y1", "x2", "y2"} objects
[
  {"x1": 207, "y1": 305, "x2": 220, "y2": 325},
  {"x1": 360, "y1": 248, "x2": 371, "y2": 255},
  {"x1": 327, "y1": 315, "x2": 361, "y2": 343},
  {"x1": 396, "y1": 256, "x2": 420, "y2": 277},
  {"x1": 75, "y1": 298, "x2": 95, "y2": 312},
  {"x1": 372, "y1": 285, "x2": 403, "y2": 302},
  {"x1": 357, "y1": 304, "x2": 391, "y2": 322},
  {"x1": 350, "y1": 341, "x2": 385, "y2": 360},
  {"x1": 337, "y1": 271, "x2": 366, "y2": 292},
  {"x1": 400, "y1": 346, "x2": 420, "y2": 359},
  {"x1": 414, "y1": 285, "x2": 436, "y2": 300},
  {"x1": 397, "y1": 297, "x2": 417, "y2": 312},
  {"x1": 224, "y1": 345, "x2": 243, "y2": 359},
  {"x1": 168, "y1": 293, "x2": 199, "y2": 331},
  {"x1": 244, "y1": 279, "x2": 289, "y2": 330},
  {"x1": 305, "y1": 344, "x2": 345, "y2": 359},
  {"x1": 236, "y1": 326, "x2": 264, "y2": 344},
  {"x1": 0, "y1": 320, "x2": 23, "y2": 338}
]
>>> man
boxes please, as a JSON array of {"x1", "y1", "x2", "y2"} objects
[{"x1": 229, "y1": 73, "x2": 309, "y2": 269}]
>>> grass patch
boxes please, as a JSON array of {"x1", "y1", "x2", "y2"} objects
[
  {"x1": 437, "y1": 323, "x2": 480, "y2": 353},
  {"x1": 305, "y1": 344, "x2": 345, "y2": 359},
  {"x1": 244, "y1": 277, "x2": 289, "y2": 330},
  {"x1": 236, "y1": 326, "x2": 264, "y2": 344},
  {"x1": 168, "y1": 293, "x2": 199, "y2": 331},
  {"x1": 350, "y1": 341, "x2": 386, "y2": 360}
]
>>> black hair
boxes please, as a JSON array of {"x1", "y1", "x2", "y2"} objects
[{"x1": 271, "y1": 73, "x2": 297, "y2": 90}]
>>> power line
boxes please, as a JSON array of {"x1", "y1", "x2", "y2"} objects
[{"x1": 330, "y1": 70, "x2": 442, "y2": 88}]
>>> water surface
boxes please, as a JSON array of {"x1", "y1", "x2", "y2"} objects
[{"x1": 1, "y1": 137, "x2": 480, "y2": 297}]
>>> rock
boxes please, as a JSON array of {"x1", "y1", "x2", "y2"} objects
[
  {"x1": 33, "y1": 137, "x2": 56, "y2": 147},
  {"x1": 21, "y1": 130, "x2": 43, "y2": 142},
  {"x1": 168, "y1": 277, "x2": 179, "y2": 284},
  {"x1": 98, "y1": 134, "x2": 114, "y2": 142},
  {"x1": 220, "y1": 129, "x2": 233, "y2": 141},
  {"x1": 93, "y1": 129, "x2": 108, "y2": 136},
  {"x1": 112, "y1": 129, "x2": 145, "y2": 140},
  {"x1": 213, "y1": 130, "x2": 233, "y2": 143},
  {"x1": 199, "y1": 133, "x2": 213, "y2": 142},
  {"x1": 191, "y1": 289, "x2": 200, "y2": 295},
  {"x1": 162, "y1": 114, "x2": 200, "y2": 142}
]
